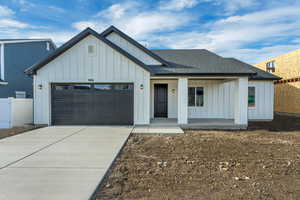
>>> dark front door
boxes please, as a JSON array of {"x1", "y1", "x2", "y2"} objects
[
  {"x1": 51, "y1": 83, "x2": 134, "y2": 125},
  {"x1": 154, "y1": 84, "x2": 168, "y2": 118}
]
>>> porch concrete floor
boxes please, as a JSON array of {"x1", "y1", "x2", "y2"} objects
[
  {"x1": 184, "y1": 118, "x2": 247, "y2": 130},
  {"x1": 132, "y1": 118, "x2": 247, "y2": 134}
]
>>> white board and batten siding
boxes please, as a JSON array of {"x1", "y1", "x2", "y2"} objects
[
  {"x1": 34, "y1": 35, "x2": 150, "y2": 125},
  {"x1": 248, "y1": 81, "x2": 274, "y2": 120},
  {"x1": 188, "y1": 80, "x2": 274, "y2": 120},
  {"x1": 188, "y1": 80, "x2": 235, "y2": 119},
  {"x1": 106, "y1": 32, "x2": 161, "y2": 65}
]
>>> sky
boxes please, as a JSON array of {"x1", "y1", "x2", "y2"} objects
[{"x1": 0, "y1": 0, "x2": 300, "y2": 64}]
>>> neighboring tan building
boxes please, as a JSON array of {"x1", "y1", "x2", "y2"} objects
[{"x1": 256, "y1": 49, "x2": 300, "y2": 115}]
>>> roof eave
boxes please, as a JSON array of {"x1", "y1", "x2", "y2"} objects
[
  {"x1": 152, "y1": 72, "x2": 256, "y2": 77},
  {"x1": 249, "y1": 77, "x2": 282, "y2": 81}
]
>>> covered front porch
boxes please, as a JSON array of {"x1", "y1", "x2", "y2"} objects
[{"x1": 149, "y1": 76, "x2": 249, "y2": 129}]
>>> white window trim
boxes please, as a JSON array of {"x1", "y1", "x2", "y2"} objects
[
  {"x1": 15, "y1": 91, "x2": 26, "y2": 98},
  {"x1": 188, "y1": 86, "x2": 204, "y2": 107},
  {"x1": 46, "y1": 42, "x2": 50, "y2": 51},
  {"x1": 0, "y1": 43, "x2": 4, "y2": 81},
  {"x1": 248, "y1": 86, "x2": 256, "y2": 109}
]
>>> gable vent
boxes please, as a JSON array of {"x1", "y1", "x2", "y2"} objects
[{"x1": 88, "y1": 45, "x2": 95, "y2": 54}]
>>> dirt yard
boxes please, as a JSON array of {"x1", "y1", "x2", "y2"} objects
[{"x1": 97, "y1": 115, "x2": 300, "y2": 200}]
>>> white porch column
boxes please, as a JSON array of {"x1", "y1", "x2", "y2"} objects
[
  {"x1": 178, "y1": 78, "x2": 188, "y2": 124},
  {"x1": 234, "y1": 77, "x2": 248, "y2": 125}
]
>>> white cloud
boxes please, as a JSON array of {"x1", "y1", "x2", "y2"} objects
[
  {"x1": 222, "y1": 0, "x2": 258, "y2": 13},
  {"x1": 207, "y1": 0, "x2": 258, "y2": 14},
  {"x1": 222, "y1": 43, "x2": 300, "y2": 64},
  {"x1": 27, "y1": 31, "x2": 76, "y2": 45},
  {"x1": 0, "y1": 5, "x2": 15, "y2": 17},
  {"x1": 73, "y1": 1, "x2": 193, "y2": 39},
  {"x1": 0, "y1": 5, "x2": 29, "y2": 29},
  {"x1": 72, "y1": 21, "x2": 107, "y2": 31},
  {"x1": 0, "y1": 19, "x2": 28, "y2": 28},
  {"x1": 15, "y1": 0, "x2": 35, "y2": 12},
  {"x1": 48, "y1": 6, "x2": 65, "y2": 13},
  {"x1": 148, "y1": 5, "x2": 300, "y2": 63},
  {"x1": 159, "y1": 0, "x2": 199, "y2": 11},
  {"x1": 121, "y1": 12, "x2": 191, "y2": 38},
  {"x1": 96, "y1": 1, "x2": 139, "y2": 20}
]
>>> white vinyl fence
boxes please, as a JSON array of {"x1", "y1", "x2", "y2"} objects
[{"x1": 0, "y1": 98, "x2": 33, "y2": 128}]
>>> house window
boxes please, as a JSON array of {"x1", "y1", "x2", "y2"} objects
[
  {"x1": 46, "y1": 42, "x2": 50, "y2": 51},
  {"x1": 15, "y1": 91, "x2": 26, "y2": 98},
  {"x1": 188, "y1": 87, "x2": 204, "y2": 107},
  {"x1": 248, "y1": 87, "x2": 255, "y2": 107},
  {"x1": 266, "y1": 61, "x2": 275, "y2": 72}
]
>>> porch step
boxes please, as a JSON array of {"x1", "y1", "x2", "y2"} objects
[
  {"x1": 181, "y1": 124, "x2": 247, "y2": 130},
  {"x1": 132, "y1": 126, "x2": 184, "y2": 134}
]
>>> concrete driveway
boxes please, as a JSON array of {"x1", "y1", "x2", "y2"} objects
[{"x1": 0, "y1": 126, "x2": 132, "y2": 200}]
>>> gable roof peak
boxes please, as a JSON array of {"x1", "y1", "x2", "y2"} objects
[
  {"x1": 100, "y1": 26, "x2": 169, "y2": 66},
  {"x1": 25, "y1": 25, "x2": 153, "y2": 75}
]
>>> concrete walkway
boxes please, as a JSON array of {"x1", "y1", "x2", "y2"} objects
[{"x1": 0, "y1": 126, "x2": 132, "y2": 200}]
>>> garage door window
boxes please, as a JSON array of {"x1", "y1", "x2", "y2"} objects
[
  {"x1": 115, "y1": 84, "x2": 133, "y2": 91},
  {"x1": 55, "y1": 85, "x2": 72, "y2": 90},
  {"x1": 73, "y1": 84, "x2": 91, "y2": 90},
  {"x1": 95, "y1": 84, "x2": 113, "y2": 90}
]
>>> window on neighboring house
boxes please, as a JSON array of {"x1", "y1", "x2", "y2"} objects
[
  {"x1": 188, "y1": 87, "x2": 204, "y2": 107},
  {"x1": 15, "y1": 91, "x2": 26, "y2": 98},
  {"x1": 266, "y1": 61, "x2": 275, "y2": 73},
  {"x1": 0, "y1": 44, "x2": 3, "y2": 81},
  {"x1": 248, "y1": 87, "x2": 255, "y2": 107},
  {"x1": 46, "y1": 42, "x2": 50, "y2": 51}
]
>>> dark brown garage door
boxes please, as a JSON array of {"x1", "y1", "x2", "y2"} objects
[{"x1": 51, "y1": 83, "x2": 134, "y2": 125}]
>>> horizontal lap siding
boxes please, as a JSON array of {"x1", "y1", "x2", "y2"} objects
[
  {"x1": 34, "y1": 35, "x2": 150, "y2": 125},
  {"x1": 188, "y1": 80, "x2": 235, "y2": 119},
  {"x1": 248, "y1": 81, "x2": 274, "y2": 120}
]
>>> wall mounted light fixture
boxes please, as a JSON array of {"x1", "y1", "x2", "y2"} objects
[
  {"x1": 38, "y1": 84, "x2": 43, "y2": 90},
  {"x1": 140, "y1": 84, "x2": 144, "y2": 90}
]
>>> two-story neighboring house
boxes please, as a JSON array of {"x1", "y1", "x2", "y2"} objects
[
  {"x1": 255, "y1": 49, "x2": 300, "y2": 115},
  {"x1": 0, "y1": 39, "x2": 56, "y2": 98}
]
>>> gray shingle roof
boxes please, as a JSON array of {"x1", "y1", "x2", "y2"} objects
[
  {"x1": 224, "y1": 58, "x2": 280, "y2": 80},
  {"x1": 151, "y1": 49, "x2": 280, "y2": 80}
]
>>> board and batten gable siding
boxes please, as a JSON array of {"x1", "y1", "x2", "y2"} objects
[
  {"x1": 106, "y1": 32, "x2": 161, "y2": 65},
  {"x1": 248, "y1": 80, "x2": 274, "y2": 120},
  {"x1": 34, "y1": 35, "x2": 150, "y2": 125}
]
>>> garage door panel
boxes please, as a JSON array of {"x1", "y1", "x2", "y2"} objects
[{"x1": 51, "y1": 83, "x2": 133, "y2": 125}]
